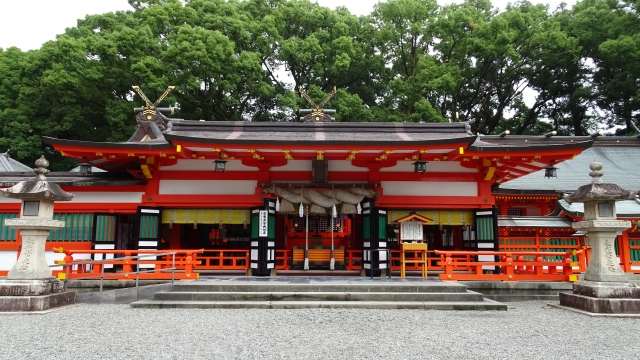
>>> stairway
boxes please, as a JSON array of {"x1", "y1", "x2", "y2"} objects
[{"x1": 130, "y1": 277, "x2": 507, "y2": 310}]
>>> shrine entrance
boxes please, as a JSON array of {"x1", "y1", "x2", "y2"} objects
[{"x1": 285, "y1": 213, "x2": 353, "y2": 270}]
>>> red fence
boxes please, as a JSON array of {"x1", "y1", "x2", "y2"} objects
[
  {"x1": 435, "y1": 249, "x2": 580, "y2": 282},
  {"x1": 51, "y1": 247, "x2": 203, "y2": 280}
]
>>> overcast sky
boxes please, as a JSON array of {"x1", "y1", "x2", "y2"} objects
[{"x1": 1, "y1": 0, "x2": 576, "y2": 51}]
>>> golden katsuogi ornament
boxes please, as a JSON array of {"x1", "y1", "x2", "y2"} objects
[{"x1": 298, "y1": 86, "x2": 337, "y2": 122}]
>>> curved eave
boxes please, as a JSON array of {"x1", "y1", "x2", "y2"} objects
[
  {"x1": 42, "y1": 136, "x2": 173, "y2": 150},
  {"x1": 468, "y1": 138, "x2": 593, "y2": 153}
]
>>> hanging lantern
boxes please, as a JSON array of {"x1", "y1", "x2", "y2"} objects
[
  {"x1": 193, "y1": 221, "x2": 197, "y2": 230},
  {"x1": 214, "y1": 160, "x2": 227, "y2": 172},
  {"x1": 544, "y1": 160, "x2": 558, "y2": 178},
  {"x1": 299, "y1": 202, "x2": 304, "y2": 218},
  {"x1": 214, "y1": 151, "x2": 227, "y2": 172},
  {"x1": 357, "y1": 203, "x2": 362, "y2": 214},
  {"x1": 412, "y1": 153, "x2": 427, "y2": 173},
  {"x1": 275, "y1": 197, "x2": 280, "y2": 212}
]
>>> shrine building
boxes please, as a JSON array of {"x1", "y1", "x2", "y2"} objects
[{"x1": 0, "y1": 88, "x2": 623, "y2": 276}]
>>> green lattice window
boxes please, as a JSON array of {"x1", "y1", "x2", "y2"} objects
[
  {"x1": 49, "y1": 213, "x2": 94, "y2": 241},
  {"x1": 476, "y1": 217, "x2": 494, "y2": 241},
  {"x1": 95, "y1": 215, "x2": 116, "y2": 242},
  {"x1": 0, "y1": 213, "x2": 19, "y2": 241},
  {"x1": 139, "y1": 214, "x2": 159, "y2": 238},
  {"x1": 363, "y1": 216, "x2": 371, "y2": 240},
  {"x1": 378, "y1": 215, "x2": 387, "y2": 240},
  {"x1": 630, "y1": 239, "x2": 640, "y2": 262}
]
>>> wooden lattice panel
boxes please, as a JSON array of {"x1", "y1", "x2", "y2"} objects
[
  {"x1": 540, "y1": 229, "x2": 574, "y2": 237},
  {"x1": 499, "y1": 229, "x2": 536, "y2": 237}
]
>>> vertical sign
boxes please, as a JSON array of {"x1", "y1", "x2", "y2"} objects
[{"x1": 259, "y1": 210, "x2": 268, "y2": 237}]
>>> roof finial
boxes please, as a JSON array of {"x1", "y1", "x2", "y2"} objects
[
  {"x1": 589, "y1": 159, "x2": 603, "y2": 183},
  {"x1": 33, "y1": 155, "x2": 50, "y2": 181}
]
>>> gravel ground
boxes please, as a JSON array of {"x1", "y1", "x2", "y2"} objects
[{"x1": 1, "y1": 301, "x2": 639, "y2": 360}]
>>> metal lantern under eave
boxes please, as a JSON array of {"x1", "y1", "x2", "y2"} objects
[
  {"x1": 214, "y1": 159, "x2": 227, "y2": 172},
  {"x1": 412, "y1": 154, "x2": 427, "y2": 173},
  {"x1": 544, "y1": 160, "x2": 557, "y2": 178},
  {"x1": 78, "y1": 163, "x2": 92, "y2": 174}
]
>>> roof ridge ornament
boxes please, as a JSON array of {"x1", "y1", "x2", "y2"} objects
[
  {"x1": 132, "y1": 85, "x2": 175, "y2": 131},
  {"x1": 298, "y1": 86, "x2": 337, "y2": 122},
  {"x1": 33, "y1": 156, "x2": 50, "y2": 181},
  {"x1": 589, "y1": 159, "x2": 603, "y2": 183}
]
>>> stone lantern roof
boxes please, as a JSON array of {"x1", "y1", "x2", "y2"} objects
[
  {"x1": 0, "y1": 156, "x2": 74, "y2": 201},
  {"x1": 564, "y1": 159, "x2": 635, "y2": 204}
]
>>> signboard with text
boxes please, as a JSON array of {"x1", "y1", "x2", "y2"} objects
[
  {"x1": 401, "y1": 221, "x2": 423, "y2": 241},
  {"x1": 259, "y1": 210, "x2": 268, "y2": 237}
]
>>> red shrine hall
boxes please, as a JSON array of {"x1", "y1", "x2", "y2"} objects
[{"x1": 0, "y1": 91, "x2": 607, "y2": 276}]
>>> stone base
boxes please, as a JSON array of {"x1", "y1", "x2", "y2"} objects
[
  {"x1": 0, "y1": 278, "x2": 76, "y2": 312},
  {"x1": 559, "y1": 292, "x2": 640, "y2": 314},
  {"x1": 572, "y1": 280, "x2": 640, "y2": 299},
  {"x1": 0, "y1": 278, "x2": 64, "y2": 296}
]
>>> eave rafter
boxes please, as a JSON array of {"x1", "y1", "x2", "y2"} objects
[
  {"x1": 49, "y1": 140, "x2": 185, "y2": 173},
  {"x1": 495, "y1": 194, "x2": 560, "y2": 202}
]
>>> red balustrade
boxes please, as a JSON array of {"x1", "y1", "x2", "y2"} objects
[{"x1": 435, "y1": 249, "x2": 580, "y2": 282}]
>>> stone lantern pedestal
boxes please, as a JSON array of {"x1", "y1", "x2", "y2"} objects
[
  {"x1": 0, "y1": 156, "x2": 76, "y2": 312},
  {"x1": 557, "y1": 160, "x2": 640, "y2": 315}
]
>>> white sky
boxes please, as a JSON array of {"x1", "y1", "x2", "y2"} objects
[{"x1": 1, "y1": 0, "x2": 576, "y2": 51}]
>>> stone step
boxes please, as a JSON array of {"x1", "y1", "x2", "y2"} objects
[
  {"x1": 170, "y1": 282, "x2": 468, "y2": 294},
  {"x1": 130, "y1": 299, "x2": 507, "y2": 310},
  {"x1": 152, "y1": 291, "x2": 485, "y2": 302},
  {"x1": 483, "y1": 294, "x2": 564, "y2": 302}
]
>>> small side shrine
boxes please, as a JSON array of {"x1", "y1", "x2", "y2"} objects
[
  {"x1": 395, "y1": 212, "x2": 431, "y2": 278},
  {"x1": 0, "y1": 156, "x2": 76, "y2": 312}
]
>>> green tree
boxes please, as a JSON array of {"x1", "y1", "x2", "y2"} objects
[
  {"x1": 369, "y1": 0, "x2": 449, "y2": 122},
  {"x1": 570, "y1": 0, "x2": 640, "y2": 135}
]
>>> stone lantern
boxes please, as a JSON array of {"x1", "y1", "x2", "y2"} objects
[
  {"x1": 558, "y1": 159, "x2": 640, "y2": 314},
  {"x1": 0, "y1": 156, "x2": 76, "y2": 312}
]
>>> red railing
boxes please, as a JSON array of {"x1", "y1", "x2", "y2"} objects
[
  {"x1": 196, "y1": 250, "x2": 249, "y2": 270},
  {"x1": 499, "y1": 235, "x2": 588, "y2": 272},
  {"x1": 48, "y1": 244, "x2": 586, "y2": 282},
  {"x1": 388, "y1": 250, "x2": 475, "y2": 272},
  {"x1": 276, "y1": 250, "x2": 291, "y2": 270},
  {"x1": 51, "y1": 247, "x2": 203, "y2": 280},
  {"x1": 435, "y1": 249, "x2": 580, "y2": 282},
  {"x1": 345, "y1": 250, "x2": 362, "y2": 270}
]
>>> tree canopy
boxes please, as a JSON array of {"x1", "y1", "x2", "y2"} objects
[{"x1": 1, "y1": 0, "x2": 639, "y2": 169}]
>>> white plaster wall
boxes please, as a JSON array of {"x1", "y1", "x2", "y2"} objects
[
  {"x1": 161, "y1": 159, "x2": 258, "y2": 171},
  {"x1": 46, "y1": 251, "x2": 91, "y2": 271},
  {"x1": 0, "y1": 192, "x2": 143, "y2": 204},
  {"x1": 328, "y1": 160, "x2": 369, "y2": 172},
  {"x1": 159, "y1": 180, "x2": 257, "y2": 195},
  {"x1": 0, "y1": 251, "x2": 92, "y2": 271},
  {"x1": 381, "y1": 181, "x2": 478, "y2": 196},
  {"x1": 270, "y1": 160, "x2": 312, "y2": 172},
  {"x1": 70, "y1": 192, "x2": 144, "y2": 203},
  {"x1": 0, "y1": 250, "x2": 17, "y2": 270},
  {"x1": 380, "y1": 161, "x2": 478, "y2": 173}
]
